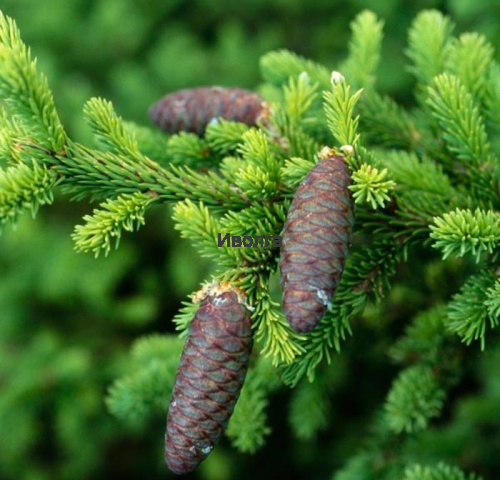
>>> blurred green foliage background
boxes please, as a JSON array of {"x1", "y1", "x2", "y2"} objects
[{"x1": 1, "y1": 0, "x2": 499, "y2": 479}]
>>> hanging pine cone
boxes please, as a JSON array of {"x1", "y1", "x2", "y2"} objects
[
  {"x1": 280, "y1": 148, "x2": 354, "y2": 333},
  {"x1": 149, "y1": 86, "x2": 264, "y2": 135},
  {"x1": 165, "y1": 283, "x2": 253, "y2": 475}
]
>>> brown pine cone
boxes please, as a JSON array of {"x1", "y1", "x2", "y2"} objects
[
  {"x1": 165, "y1": 283, "x2": 253, "y2": 474},
  {"x1": 149, "y1": 86, "x2": 264, "y2": 135},
  {"x1": 280, "y1": 149, "x2": 354, "y2": 333}
]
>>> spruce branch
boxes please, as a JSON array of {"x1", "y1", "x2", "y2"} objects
[
  {"x1": 172, "y1": 199, "x2": 236, "y2": 266},
  {"x1": 162, "y1": 163, "x2": 251, "y2": 210},
  {"x1": 426, "y1": 74, "x2": 498, "y2": 202},
  {"x1": 221, "y1": 202, "x2": 287, "y2": 240},
  {"x1": 260, "y1": 49, "x2": 331, "y2": 90},
  {"x1": 172, "y1": 301, "x2": 200, "y2": 339},
  {"x1": 430, "y1": 208, "x2": 500, "y2": 262},
  {"x1": 384, "y1": 364, "x2": 446, "y2": 434},
  {"x1": 251, "y1": 283, "x2": 305, "y2": 365},
  {"x1": 358, "y1": 91, "x2": 420, "y2": 149},
  {"x1": 426, "y1": 74, "x2": 491, "y2": 167},
  {"x1": 106, "y1": 335, "x2": 183, "y2": 424},
  {"x1": 342, "y1": 10, "x2": 384, "y2": 89},
  {"x1": 407, "y1": 10, "x2": 454, "y2": 86},
  {"x1": 237, "y1": 129, "x2": 281, "y2": 178},
  {"x1": 445, "y1": 33, "x2": 494, "y2": 101},
  {"x1": 484, "y1": 61, "x2": 500, "y2": 127},
  {"x1": 173, "y1": 200, "x2": 278, "y2": 277},
  {"x1": 0, "y1": 162, "x2": 57, "y2": 230},
  {"x1": 83, "y1": 97, "x2": 145, "y2": 161},
  {"x1": 323, "y1": 76, "x2": 363, "y2": 157},
  {"x1": 45, "y1": 141, "x2": 249, "y2": 209},
  {"x1": 289, "y1": 376, "x2": 329, "y2": 439},
  {"x1": 285, "y1": 124, "x2": 322, "y2": 160},
  {"x1": 50, "y1": 143, "x2": 164, "y2": 201},
  {"x1": 122, "y1": 121, "x2": 171, "y2": 166},
  {"x1": 205, "y1": 119, "x2": 250, "y2": 155},
  {"x1": 390, "y1": 191, "x2": 456, "y2": 237},
  {"x1": 390, "y1": 306, "x2": 447, "y2": 365},
  {"x1": 349, "y1": 163, "x2": 395, "y2": 209},
  {"x1": 72, "y1": 192, "x2": 155, "y2": 257},
  {"x1": 447, "y1": 271, "x2": 498, "y2": 349},
  {"x1": 403, "y1": 462, "x2": 482, "y2": 480},
  {"x1": 226, "y1": 356, "x2": 278, "y2": 453},
  {"x1": 333, "y1": 452, "x2": 378, "y2": 480},
  {"x1": 0, "y1": 108, "x2": 28, "y2": 166},
  {"x1": 381, "y1": 150, "x2": 454, "y2": 196},
  {"x1": 166, "y1": 132, "x2": 212, "y2": 168},
  {"x1": 282, "y1": 72, "x2": 319, "y2": 123},
  {"x1": 485, "y1": 278, "x2": 500, "y2": 321},
  {"x1": 357, "y1": 150, "x2": 462, "y2": 245},
  {"x1": 0, "y1": 11, "x2": 66, "y2": 150},
  {"x1": 281, "y1": 156, "x2": 315, "y2": 189},
  {"x1": 234, "y1": 129, "x2": 282, "y2": 200},
  {"x1": 226, "y1": 378, "x2": 270, "y2": 453},
  {"x1": 269, "y1": 104, "x2": 322, "y2": 159},
  {"x1": 282, "y1": 239, "x2": 402, "y2": 385}
]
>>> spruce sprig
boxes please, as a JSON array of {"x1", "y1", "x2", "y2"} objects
[
  {"x1": 426, "y1": 74, "x2": 491, "y2": 167},
  {"x1": 205, "y1": 119, "x2": 250, "y2": 154},
  {"x1": 323, "y1": 74, "x2": 363, "y2": 157},
  {"x1": 447, "y1": 271, "x2": 499, "y2": 349},
  {"x1": 445, "y1": 33, "x2": 494, "y2": 100},
  {"x1": 349, "y1": 163, "x2": 395, "y2": 209},
  {"x1": 226, "y1": 356, "x2": 278, "y2": 452},
  {"x1": 403, "y1": 462, "x2": 482, "y2": 480},
  {"x1": 407, "y1": 10, "x2": 454, "y2": 87},
  {"x1": 260, "y1": 49, "x2": 331, "y2": 90},
  {"x1": 72, "y1": 192, "x2": 155, "y2": 257},
  {"x1": 0, "y1": 12, "x2": 66, "y2": 151},
  {"x1": 172, "y1": 199, "x2": 237, "y2": 266},
  {"x1": 84, "y1": 98, "x2": 144, "y2": 161},
  {"x1": 384, "y1": 364, "x2": 446, "y2": 434},
  {"x1": 282, "y1": 72, "x2": 319, "y2": 123},
  {"x1": 430, "y1": 208, "x2": 500, "y2": 262},
  {"x1": 341, "y1": 10, "x2": 384, "y2": 89},
  {"x1": 0, "y1": 162, "x2": 56, "y2": 230},
  {"x1": 251, "y1": 282, "x2": 305, "y2": 365},
  {"x1": 106, "y1": 335, "x2": 184, "y2": 425},
  {"x1": 167, "y1": 132, "x2": 211, "y2": 168}
]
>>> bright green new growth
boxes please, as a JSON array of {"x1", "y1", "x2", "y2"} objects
[
  {"x1": 407, "y1": 10, "x2": 455, "y2": 87},
  {"x1": 72, "y1": 192, "x2": 153, "y2": 257},
  {"x1": 0, "y1": 162, "x2": 56, "y2": 227},
  {"x1": 430, "y1": 208, "x2": 500, "y2": 262},
  {"x1": 0, "y1": 14, "x2": 66, "y2": 151},
  {"x1": 341, "y1": 10, "x2": 384, "y2": 90},
  {"x1": 349, "y1": 163, "x2": 395, "y2": 209},
  {"x1": 1, "y1": 7, "x2": 498, "y2": 478}
]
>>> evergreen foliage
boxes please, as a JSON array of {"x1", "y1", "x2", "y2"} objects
[
  {"x1": 1, "y1": 4, "x2": 499, "y2": 479},
  {"x1": 403, "y1": 462, "x2": 481, "y2": 480}
]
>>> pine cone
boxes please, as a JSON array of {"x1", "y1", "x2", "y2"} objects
[
  {"x1": 165, "y1": 284, "x2": 253, "y2": 475},
  {"x1": 149, "y1": 86, "x2": 264, "y2": 135},
  {"x1": 280, "y1": 149, "x2": 354, "y2": 333}
]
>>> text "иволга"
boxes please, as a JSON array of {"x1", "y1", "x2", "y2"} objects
[{"x1": 217, "y1": 233, "x2": 282, "y2": 248}]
